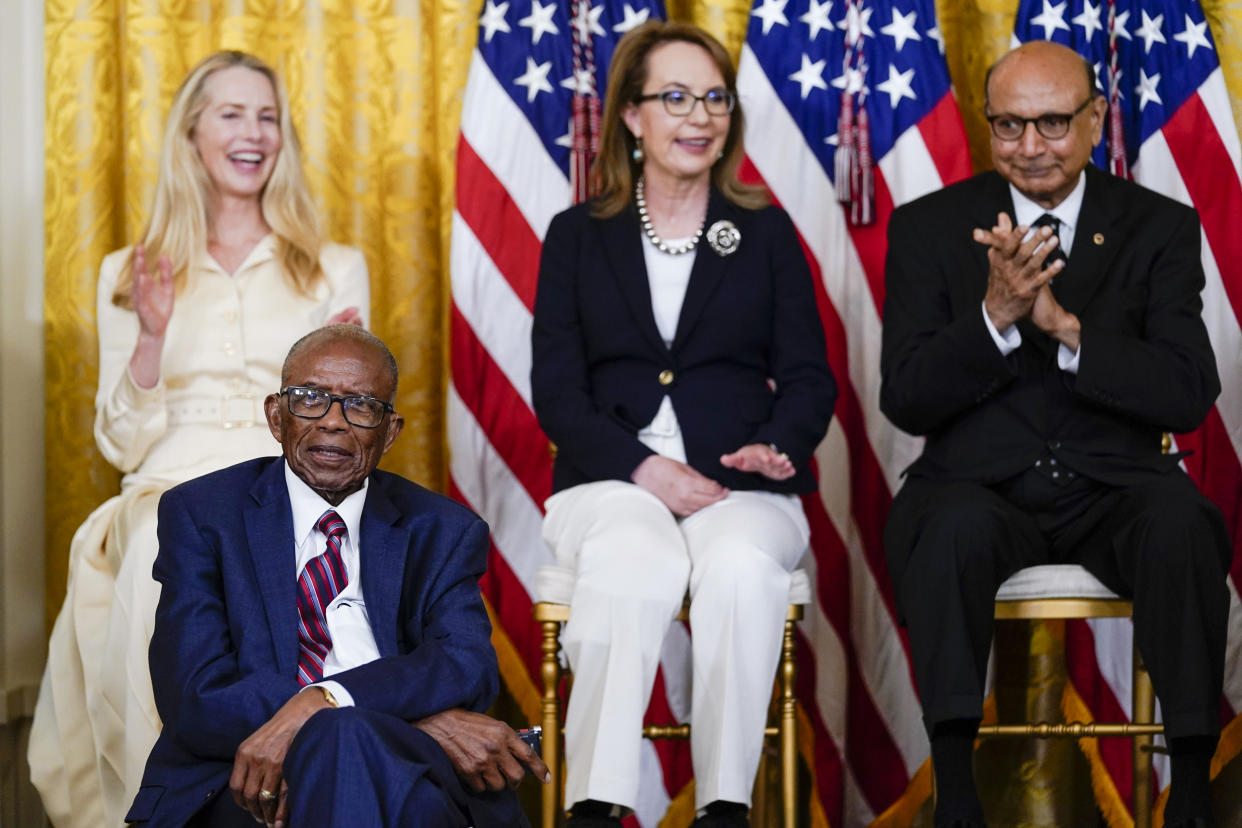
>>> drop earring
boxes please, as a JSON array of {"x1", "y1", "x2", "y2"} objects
[{"x1": 632, "y1": 137, "x2": 644, "y2": 163}]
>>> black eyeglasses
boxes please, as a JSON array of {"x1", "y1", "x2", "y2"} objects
[
  {"x1": 985, "y1": 98, "x2": 1093, "y2": 141},
  {"x1": 634, "y1": 88, "x2": 736, "y2": 117},
  {"x1": 279, "y1": 386, "x2": 394, "y2": 428}
]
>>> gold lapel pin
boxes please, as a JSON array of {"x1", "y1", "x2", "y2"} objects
[{"x1": 1093, "y1": 233, "x2": 1104, "y2": 245}]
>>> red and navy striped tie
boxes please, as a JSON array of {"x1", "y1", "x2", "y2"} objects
[{"x1": 296, "y1": 510, "x2": 348, "y2": 686}]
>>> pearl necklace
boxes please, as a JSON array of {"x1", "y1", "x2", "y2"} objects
[{"x1": 635, "y1": 177, "x2": 704, "y2": 255}]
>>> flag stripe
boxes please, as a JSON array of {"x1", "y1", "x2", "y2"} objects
[
  {"x1": 450, "y1": 306, "x2": 552, "y2": 505},
  {"x1": 456, "y1": 137, "x2": 543, "y2": 311},
  {"x1": 451, "y1": 212, "x2": 536, "y2": 405},
  {"x1": 916, "y1": 91, "x2": 976, "y2": 189},
  {"x1": 1159, "y1": 93, "x2": 1242, "y2": 335},
  {"x1": 447, "y1": 385, "x2": 548, "y2": 597}
]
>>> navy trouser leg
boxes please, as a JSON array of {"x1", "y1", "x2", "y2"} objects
[{"x1": 283, "y1": 707, "x2": 468, "y2": 828}]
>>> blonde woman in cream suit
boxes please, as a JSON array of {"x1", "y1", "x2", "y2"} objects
[{"x1": 29, "y1": 51, "x2": 369, "y2": 827}]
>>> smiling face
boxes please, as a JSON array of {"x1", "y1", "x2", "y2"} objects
[
  {"x1": 192, "y1": 65, "x2": 283, "y2": 203},
  {"x1": 622, "y1": 40, "x2": 730, "y2": 187},
  {"x1": 265, "y1": 338, "x2": 404, "y2": 505},
  {"x1": 986, "y1": 41, "x2": 1106, "y2": 209}
]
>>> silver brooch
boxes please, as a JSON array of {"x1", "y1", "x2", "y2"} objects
[{"x1": 706, "y1": 220, "x2": 741, "y2": 257}]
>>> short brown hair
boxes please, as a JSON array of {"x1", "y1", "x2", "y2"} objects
[{"x1": 591, "y1": 21, "x2": 767, "y2": 217}]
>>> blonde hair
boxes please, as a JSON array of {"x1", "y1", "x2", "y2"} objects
[
  {"x1": 592, "y1": 21, "x2": 767, "y2": 218},
  {"x1": 112, "y1": 51, "x2": 324, "y2": 308}
]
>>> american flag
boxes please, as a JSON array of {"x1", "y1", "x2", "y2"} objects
[
  {"x1": 448, "y1": 1, "x2": 708, "y2": 825},
  {"x1": 1012, "y1": 0, "x2": 1242, "y2": 823},
  {"x1": 738, "y1": 0, "x2": 971, "y2": 825}
]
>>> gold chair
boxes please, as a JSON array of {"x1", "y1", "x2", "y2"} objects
[
  {"x1": 532, "y1": 565, "x2": 812, "y2": 828},
  {"x1": 979, "y1": 563, "x2": 1162, "y2": 828}
]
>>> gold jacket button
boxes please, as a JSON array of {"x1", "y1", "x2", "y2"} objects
[{"x1": 658, "y1": 369, "x2": 674, "y2": 386}]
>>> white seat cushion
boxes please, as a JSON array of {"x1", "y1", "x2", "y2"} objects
[
  {"x1": 535, "y1": 564, "x2": 812, "y2": 606},
  {"x1": 995, "y1": 564, "x2": 1122, "y2": 602}
]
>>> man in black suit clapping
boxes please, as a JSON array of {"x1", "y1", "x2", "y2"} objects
[{"x1": 880, "y1": 39, "x2": 1230, "y2": 828}]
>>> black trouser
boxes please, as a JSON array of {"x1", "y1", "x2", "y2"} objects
[{"x1": 884, "y1": 469, "x2": 1231, "y2": 739}]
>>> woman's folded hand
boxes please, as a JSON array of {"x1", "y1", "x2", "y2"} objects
[{"x1": 632, "y1": 455, "x2": 729, "y2": 517}]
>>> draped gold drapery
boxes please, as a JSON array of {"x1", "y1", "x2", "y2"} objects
[{"x1": 44, "y1": 0, "x2": 1242, "y2": 824}]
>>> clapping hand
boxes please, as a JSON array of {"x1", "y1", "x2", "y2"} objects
[
  {"x1": 325, "y1": 306, "x2": 364, "y2": 327},
  {"x1": 132, "y1": 243, "x2": 175, "y2": 339},
  {"x1": 973, "y1": 212, "x2": 1081, "y2": 349},
  {"x1": 974, "y1": 212, "x2": 1064, "y2": 331},
  {"x1": 127, "y1": 243, "x2": 175, "y2": 389}
]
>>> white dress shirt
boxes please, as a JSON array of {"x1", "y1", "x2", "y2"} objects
[
  {"x1": 981, "y1": 171, "x2": 1086, "y2": 373},
  {"x1": 285, "y1": 462, "x2": 379, "y2": 707}
]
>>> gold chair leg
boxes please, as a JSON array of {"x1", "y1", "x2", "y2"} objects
[
  {"x1": 1132, "y1": 644, "x2": 1155, "y2": 828},
  {"x1": 780, "y1": 616, "x2": 798, "y2": 828},
  {"x1": 541, "y1": 618, "x2": 563, "y2": 828}
]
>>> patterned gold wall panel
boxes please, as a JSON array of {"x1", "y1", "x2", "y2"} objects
[{"x1": 45, "y1": 0, "x2": 126, "y2": 628}]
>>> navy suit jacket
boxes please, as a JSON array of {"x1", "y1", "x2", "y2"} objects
[
  {"x1": 880, "y1": 165, "x2": 1220, "y2": 486},
  {"x1": 532, "y1": 188, "x2": 837, "y2": 494},
  {"x1": 125, "y1": 457, "x2": 499, "y2": 826}
]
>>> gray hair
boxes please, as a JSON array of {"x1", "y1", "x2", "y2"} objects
[{"x1": 281, "y1": 324, "x2": 399, "y2": 398}]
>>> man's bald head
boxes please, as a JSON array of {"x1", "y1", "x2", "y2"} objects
[
  {"x1": 983, "y1": 40, "x2": 1107, "y2": 209},
  {"x1": 985, "y1": 40, "x2": 1096, "y2": 108}
]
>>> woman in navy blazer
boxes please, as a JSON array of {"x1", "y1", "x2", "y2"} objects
[{"x1": 531, "y1": 21, "x2": 835, "y2": 828}]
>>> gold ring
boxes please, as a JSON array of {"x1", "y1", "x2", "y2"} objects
[{"x1": 258, "y1": 789, "x2": 276, "y2": 802}]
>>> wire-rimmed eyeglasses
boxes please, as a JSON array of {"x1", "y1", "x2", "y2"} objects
[
  {"x1": 985, "y1": 97, "x2": 1093, "y2": 141},
  {"x1": 279, "y1": 386, "x2": 394, "y2": 428},
  {"x1": 634, "y1": 88, "x2": 736, "y2": 117}
]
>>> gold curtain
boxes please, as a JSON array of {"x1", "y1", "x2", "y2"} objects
[{"x1": 44, "y1": 0, "x2": 1242, "y2": 824}]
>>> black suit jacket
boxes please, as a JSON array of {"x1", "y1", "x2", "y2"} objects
[
  {"x1": 532, "y1": 188, "x2": 836, "y2": 494},
  {"x1": 880, "y1": 166, "x2": 1220, "y2": 485},
  {"x1": 126, "y1": 457, "x2": 503, "y2": 827}
]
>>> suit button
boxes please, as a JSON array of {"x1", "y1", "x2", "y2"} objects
[{"x1": 658, "y1": 369, "x2": 674, "y2": 386}]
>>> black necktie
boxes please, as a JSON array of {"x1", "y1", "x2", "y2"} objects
[{"x1": 1031, "y1": 213, "x2": 1067, "y2": 270}]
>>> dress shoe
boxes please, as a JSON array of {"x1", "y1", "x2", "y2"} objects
[
  {"x1": 690, "y1": 800, "x2": 749, "y2": 828},
  {"x1": 564, "y1": 817, "x2": 622, "y2": 828},
  {"x1": 566, "y1": 799, "x2": 624, "y2": 827}
]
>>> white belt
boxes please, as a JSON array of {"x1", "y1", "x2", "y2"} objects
[{"x1": 166, "y1": 393, "x2": 259, "y2": 429}]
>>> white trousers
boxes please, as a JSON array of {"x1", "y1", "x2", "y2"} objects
[{"x1": 542, "y1": 481, "x2": 810, "y2": 811}]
